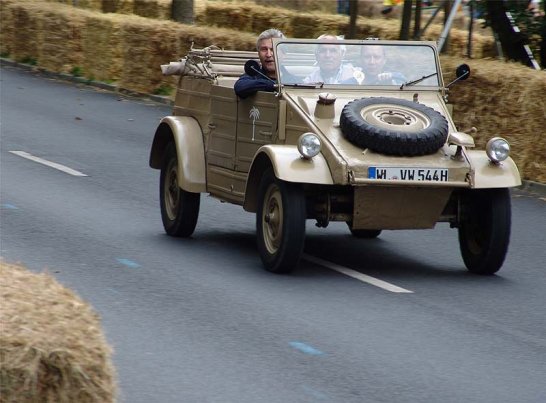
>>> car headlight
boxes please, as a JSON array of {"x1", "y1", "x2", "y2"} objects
[
  {"x1": 297, "y1": 133, "x2": 321, "y2": 159},
  {"x1": 486, "y1": 137, "x2": 510, "y2": 163}
]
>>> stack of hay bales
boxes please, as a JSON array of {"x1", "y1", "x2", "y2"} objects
[
  {"x1": 0, "y1": 261, "x2": 116, "y2": 403},
  {"x1": 198, "y1": 1, "x2": 497, "y2": 58}
]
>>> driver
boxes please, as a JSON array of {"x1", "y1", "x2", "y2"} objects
[
  {"x1": 234, "y1": 28, "x2": 285, "y2": 99},
  {"x1": 358, "y1": 45, "x2": 406, "y2": 85}
]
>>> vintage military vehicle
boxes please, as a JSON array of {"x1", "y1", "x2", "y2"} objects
[{"x1": 149, "y1": 38, "x2": 521, "y2": 275}]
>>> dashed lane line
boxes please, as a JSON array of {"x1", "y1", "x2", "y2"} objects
[
  {"x1": 303, "y1": 254, "x2": 413, "y2": 294},
  {"x1": 9, "y1": 151, "x2": 88, "y2": 177}
]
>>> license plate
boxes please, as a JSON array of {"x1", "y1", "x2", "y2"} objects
[{"x1": 368, "y1": 167, "x2": 449, "y2": 182}]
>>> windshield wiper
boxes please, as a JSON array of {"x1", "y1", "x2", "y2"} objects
[
  {"x1": 399, "y1": 72, "x2": 438, "y2": 90},
  {"x1": 283, "y1": 82, "x2": 324, "y2": 89}
]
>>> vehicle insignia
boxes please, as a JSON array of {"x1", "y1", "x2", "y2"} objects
[{"x1": 249, "y1": 106, "x2": 260, "y2": 141}]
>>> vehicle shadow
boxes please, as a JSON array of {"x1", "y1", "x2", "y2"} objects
[{"x1": 156, "y1": 227, "x2": 509, "y2": 283}]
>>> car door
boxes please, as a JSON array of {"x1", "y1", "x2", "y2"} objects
[{"x1": 236, "y1": 92, "x2": 279, "y2": 173}]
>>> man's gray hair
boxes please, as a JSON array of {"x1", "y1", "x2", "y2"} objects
[{"x1": 256, "y1": 28, "x2": 285, "y2": 50}]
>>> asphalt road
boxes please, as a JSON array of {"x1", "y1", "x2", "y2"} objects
[{"x1": 1, "y1": 64, "x2": 546, "y2": 403}]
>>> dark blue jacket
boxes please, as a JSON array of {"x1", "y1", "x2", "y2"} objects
[{"x1": 234, "y1": 67, "x2": 276, "y2": 99}]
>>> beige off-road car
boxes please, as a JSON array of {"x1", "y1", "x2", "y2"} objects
[{"x1": 149, "y1": 38, "x2": 521, "y2": 275}]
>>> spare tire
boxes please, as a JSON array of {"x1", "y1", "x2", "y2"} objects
[{"x1": 340, "y1": 97, "x2": 448, "y2": 156}]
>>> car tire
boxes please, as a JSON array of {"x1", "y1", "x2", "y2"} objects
[
  {"x1": 346, "y1": 222, "x2": 382, "y2": 239},
  {"x1": 458, "y1": 188, "x2": 511, "y2": 275},
  {"x1": 340, "y1": 97, "x2": 448, "y2": 156},
  {"x1": 160, "y1": 143, "x2": 200, "y2": 237},
  {"x1": 256, "y1": 169, "x2": 306, "y2": 274}
]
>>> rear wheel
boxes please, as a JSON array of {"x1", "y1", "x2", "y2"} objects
[
  {"x1": 458, "y1": 188, "x2": 511, "y2": 275},
  {"x1": 256, "y1": 169, "x2": 306, "y2": 274},
  {"x1": 160, "y1": 143, "x2": 200, "y2": 237}
]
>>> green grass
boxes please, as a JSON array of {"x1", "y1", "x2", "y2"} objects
[{"x1": 153, "y1": 84, "x2": 173, "y2": 96}]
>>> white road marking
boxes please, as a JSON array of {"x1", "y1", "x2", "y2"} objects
[
  {"x1": 9, "y1": 151, "x2": 88, "y2": 177},
  {"x1": 303, "y1": 254, "x2": 413, "y2": 293}
]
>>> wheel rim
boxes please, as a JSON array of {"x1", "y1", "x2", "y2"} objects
[
  {"x1": 360, "y1": 104, "x2": 431, "y2": 133},
  {"x1": 164, "y1": 159, "x2": 179, "y2": 221},
  {"x1": 262, "y1": 183, "x2": 283, "y2": 255}
]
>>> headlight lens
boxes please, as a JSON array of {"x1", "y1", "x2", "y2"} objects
[
  {"x1": 486, "y1": 137, "x2": 510, "y2": 163},
  {"x1": 297, "y1": 133, "x2": 321, "y2": 159}
]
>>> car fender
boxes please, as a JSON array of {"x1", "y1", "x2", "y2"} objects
[
  {"x1": 466, "y1": 150, "x2": 521, "y2": 188},
  {"x1": 149, "y1": 116, "x2": 206, "y2": 193},
  {"x1": 243, "y1": 145, "x2": 333, "y2": 212}
]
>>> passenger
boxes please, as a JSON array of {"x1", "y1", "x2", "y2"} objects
[
  {"x1": 303, "y1": 34, "x2": 355, "y2": 84},
  {"x1": 358, "y1": 45, "x2": 406, "y2": 85},
  {"x1": 234, "y1": 28, "x2": 285, "y2": 99}
]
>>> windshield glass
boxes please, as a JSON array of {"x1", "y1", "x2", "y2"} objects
[{"x1": 275, "y1": 41, "x2": 439, "y2": 88}]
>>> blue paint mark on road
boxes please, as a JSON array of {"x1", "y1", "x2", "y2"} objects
[
  {"x1": 116, "y1": 258, "x2": 140, "y2": 269},
  {"x1": 2, "y1": 203, "x2": 19, "y2": 209},
  {"x1": 289, "y1": 341, "x2": 324, "y2": 356}
]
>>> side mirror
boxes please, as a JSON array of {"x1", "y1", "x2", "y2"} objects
[
  {"x1": 446, "y1": 64, "x2": 471, "y2": 88},
  {"x1": 244, "y1": 60, "x2": 261, "y2": 77},
  {"x1": 455, "y1": 64, "x2": 470, "y2": 80}
]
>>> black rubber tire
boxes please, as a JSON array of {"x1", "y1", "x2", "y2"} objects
[
  {"x1": 340, "y1": 97, "x2": 448, "y2": 156},
  {"x1": 346, "y1": 222, "x2": 382, "y2": 239},
  {"x1": 160, "y1": 143, "x2": 200, "y2": 237},
  {"x1": 256, "y1": 169, "x2": 306, "y2": 274},
  {"x1": 458, "y1": 188, "x2": 511, "y2": 275}
]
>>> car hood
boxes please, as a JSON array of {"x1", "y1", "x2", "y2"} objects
[{"x1": 282, "y1": 89, "x2": 471, "y2": 186}]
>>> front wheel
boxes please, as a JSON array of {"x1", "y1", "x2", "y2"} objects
[
  {"x1": 256, "y1": 169, "x2": 306, "y2": 274},
  {"x1": 458, "y1": 188, "x2": 511, "y2": 275},
  {"x1": 160, "y1": 143, "x2": 200, "y2": 237}
]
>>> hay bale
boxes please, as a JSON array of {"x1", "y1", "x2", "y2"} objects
[
  {"x1": 0, "y1": 0, "x2": 16, "y2": 57},
  {"x1": 40, "y1": 8, "x2": 87, "y2": 74},
  {"x1": 0, "y1": 261, "x2": 116, "y2": 403},
  {"x1": 83, "y1": 13, "x2": 124, "y2": 82},
  {"x1": 8, "y1": 2, "x2": 44, "y2": 64}
]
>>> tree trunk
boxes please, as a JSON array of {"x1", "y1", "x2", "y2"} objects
[
  {"x1": 347, "y1": 0, "x2": 359, "y2": 39},
  {"x1": 171, "y1": 0, "x2": 194, "y2": 24},
  {"x1": 399, "y1": 0, "x2": 413, "y2": 40}
]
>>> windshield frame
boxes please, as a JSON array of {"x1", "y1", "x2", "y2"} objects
[{"x1": 272, "y1": 38, "x2": 443, "y2": 91}]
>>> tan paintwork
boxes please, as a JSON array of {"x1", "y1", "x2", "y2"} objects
[
  {"x1": 150, "y1": 39, "x2": 521, "y2": 231},
  {"x1": 254, "y1": 145, "x2": 333, "y2": 184},
  {"x1": 160, "y1": 116, "x2": 206, "y2": 193},
  {"x1": 353, "y1": 187, "x2": 452, "y2": 229},
  {"x1": 465, "y1": 150, "x2": 522, "y2": 188}
]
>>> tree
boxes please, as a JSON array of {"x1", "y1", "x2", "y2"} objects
[{"x1": 171, "y1": 0, "x2": 194, "y2": 24}]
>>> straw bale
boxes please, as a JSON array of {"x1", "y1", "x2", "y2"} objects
[
  {"x1": 8, "y1": 2, "x2": 44, "y2": 64},
  {"x1": 40, "y1": 8, "x2": 87, "y2": 73},
  {"x1": 0, "y1": 261, "x2": 116, "y2": 403},
  {"x1": 200, "y1": 2, "x2": 254, "y2": 32},
  {"x1": 441, "y1": 56, "x2": 546, "y2": 183},
  {"x1": 83, "y1": 13, "x2": 124, "y2": 82},
  {"x1": 0, "y1": 0, "x2": 16, "y2": 56},
  {"x1": 133, "y1": 0, "x2": 172, "y2": 19}
]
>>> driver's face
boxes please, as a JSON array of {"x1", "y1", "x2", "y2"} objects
[
  {"x1": 316, "y1": 44, "x2": 343, "y2": 75},
  {"x1": 258, "y1": 38, "x2": 276, "y2": 78},
  {"x1": 361, "y1": 47, "x2": 386, "y2": 76}
]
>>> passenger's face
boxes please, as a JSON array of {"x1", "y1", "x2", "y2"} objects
[
  {"x1": 361, "y1": 47, "x2": 386, "y2": 76},
  {"x1": 258, "y1": 38, "x2": 276, "y2": 78},
  {"x1": 316, "y1": 44, "x2": 343, "y2": 75}
]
